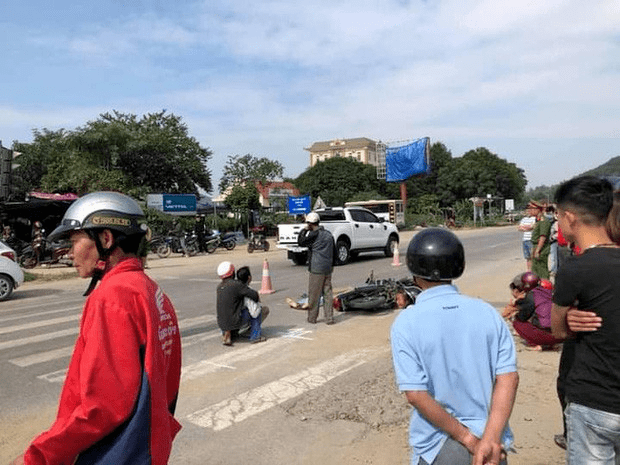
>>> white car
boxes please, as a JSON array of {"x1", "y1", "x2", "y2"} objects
[{"x1": 0, "y1": 240, "x2": 24, "y2": 301}]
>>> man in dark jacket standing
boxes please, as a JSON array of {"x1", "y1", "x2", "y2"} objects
[{"x1": 297, "y1": 211, "x2": 336, "y2": 324}]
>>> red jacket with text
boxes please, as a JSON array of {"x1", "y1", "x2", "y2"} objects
[{"x1": 24, "y1": 258, "x2": 182, "y2": 465}]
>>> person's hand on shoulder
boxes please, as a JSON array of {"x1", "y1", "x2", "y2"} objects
[{"x1": 567, "y1": 308, "x2": 602, "y2": 332}]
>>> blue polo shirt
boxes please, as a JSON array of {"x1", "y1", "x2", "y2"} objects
[{"x1": 390, "y1": 284, "x2": 517, "y2": 465}]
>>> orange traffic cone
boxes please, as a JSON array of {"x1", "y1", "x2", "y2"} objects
[
  {"x1": 259, "y1": 258, "x2": 276, "y2": 294},
  {"x1": 391, "y1": 244, "x2": 402, "y2": 267}
]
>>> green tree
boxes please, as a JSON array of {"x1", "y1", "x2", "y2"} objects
[
  {"x1": 293, "y1": 157, "x2": 383, "y2": 207},
  {"x1": 436, "y1": 147, "x2": 526, "y2": 205},
  {"x1": 11, "y1": 111, "x2": 212, "y2": 199},
  {"x1": 224, "y1": 183, "x2": 261, "y2": 211},
  {"x1": 219, "y1": 154, "x2": 284, "y2": 193}
]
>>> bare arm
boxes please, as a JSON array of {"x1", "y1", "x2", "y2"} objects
[
  {"x1": 404, "y1": 391, "x2": 479, "y2": 454},
  {"x1": 473, "y1": 371, "x2": 519, "y2": 465},
  {"x1": 551, "y1": 304, "x2": 570, "y2": 339},
  {"x1": 533, "y1": 235, "x2": 547, "y2": 259}
]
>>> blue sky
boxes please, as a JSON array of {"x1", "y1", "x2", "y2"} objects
[{"x1": 1, "y1": 0, "x2": 618, "y2": 194}]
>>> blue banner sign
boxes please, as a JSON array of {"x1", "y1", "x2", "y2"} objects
[
  {"x1": 163, "y1": 194, "x2": 197, "y2": 213},
  {"x1": 288, "y1": 195, "x2": 311, "y2": 215}
]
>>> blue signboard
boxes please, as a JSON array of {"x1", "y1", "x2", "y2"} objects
[
  {"x1": 163, "y1": 194, "x2": 197, "y2": 213},
  {"x1": 288, "y1": 195, "x2": 311, "y2": 215}
]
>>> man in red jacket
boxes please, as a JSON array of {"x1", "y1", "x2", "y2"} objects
[{"x1": 12, "y1": 192, "x2": 182, "y2": 465}]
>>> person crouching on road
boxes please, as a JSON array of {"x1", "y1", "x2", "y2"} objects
[
  {"x1": 502, "y1": 271, "x2": 561, "y2": 351},
  {"x1": 236, "y1": 266, "x2": 269, "y2": 343},
  {"x1": 216, "y1": 261, "x2": 265, "y2": 346},
  {"x1": 297, "y1": 211, "x2": 336, "y2": 325},
  {"x1": 13, "y1": 192, "x2": 182, "y2": 465},
  {"x1": 391, "y1": 228, "x2": 519, "y2": 465}
]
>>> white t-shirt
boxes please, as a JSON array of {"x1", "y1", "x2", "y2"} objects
[{"x1": 520, "y1": 216, "x2": 536, "y2": 241}]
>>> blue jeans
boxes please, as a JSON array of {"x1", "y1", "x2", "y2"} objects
[
  {"x1": 522, "y1": 240, "x2": 533, "y2": 260},
  {"x1": 239, "y1": 307, "x2": 268, "y2": 340},
  {"x1": 567, "y1": 402, "x2": 620, "y2": 464}
]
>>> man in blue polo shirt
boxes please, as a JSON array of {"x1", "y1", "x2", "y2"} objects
[{"x1": 391, "y1": 228, "x2": 519, "y2": 465}]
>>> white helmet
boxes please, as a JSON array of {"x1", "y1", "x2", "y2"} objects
[
  {"x1": 49, "y1": 191, "x2": 147, "y2": 241},
  {"x1": 217, "y1": 261, "x2": 235, "y2": 279},
  {"x1": 306, "y1": 211, "x2": 320, "y2": 224}
]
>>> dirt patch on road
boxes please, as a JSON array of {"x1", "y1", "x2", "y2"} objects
[{"x1": 284, "y1": 355, "x2": 407, "y2": 430}]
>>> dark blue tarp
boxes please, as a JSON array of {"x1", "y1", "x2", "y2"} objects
[{"x1": 386, "y1": 137, "x2": 430, "y2": 182}]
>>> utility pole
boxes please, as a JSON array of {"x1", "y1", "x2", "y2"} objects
[
  {"x1": 0, "y1": 141, "x2": 13, "y2": 201},
  {"x1": 0, "y1": 141, "x2": 21, "y2": 202}
]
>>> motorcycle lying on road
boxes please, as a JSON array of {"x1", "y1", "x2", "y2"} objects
[
  {"x1": 150, "y1": 233, "x2": 199, "y2": 258},
  {"x1": 19, "y1": 238, "x2": 72, "y2": 269},
  {"x1": 333, "y1": 272, "x2": 421, "y2": 312},
  {"x1": 203, "y1": 231, "x2": 237, "y2": 253}
]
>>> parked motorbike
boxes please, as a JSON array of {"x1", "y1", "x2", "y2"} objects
[
  {"x1": 151, "y1": 233, "x2": 199, "y2": 258},
  {"x1": 333, "y1": 272, "x2": 421, "y2": 311},
  {"x1": 203, "y1": 231, "x2": 237, "y2": 254},
  {"x1": 247, "y1": 226, "x2": 270, "y2": 253},
  {"x1": 19, "y1": 238, "x2": 72, "y2": 269}
]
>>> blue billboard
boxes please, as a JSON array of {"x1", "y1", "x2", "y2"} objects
[
  {"x1": 288, "y1": 195, "x2": 311, "y2": 215},
  {"x1": 163, "y1": 194, "x2": 197, "y2": 213}
]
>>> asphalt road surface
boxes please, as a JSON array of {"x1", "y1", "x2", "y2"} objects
[{"x1": 0, "y1": 226, "x2": 524, "y2": 464}]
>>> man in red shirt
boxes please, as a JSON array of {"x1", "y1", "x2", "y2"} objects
[{"x1": 12, "y1": 192, "x2": 182, "y2": 465}]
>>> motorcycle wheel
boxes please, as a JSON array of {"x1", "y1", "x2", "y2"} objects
[
  {"x1": 262, "y1": 240, "x2": 270, "y2": 252},
  {"x1": 19, "y1": 251, "x2": 39, "y2": 269},
  {"x1": 156, "y1": 244, "x2": 172, "y2": 259},
  {"x1": 206, "y1": 243, "x2": 217, "y2": 254},
  {"x1": 343, "y1": 294, "x2": 389, "y2": 311},
  {"x1": 247, "y1": 243, "x2": 254, "y2": 253},
  {"x1": 186, "y1": 242, "x2": 199, "y2": 256},
  {"x1": 225, "y1": 240, "x2": 236, "y2": 251}
]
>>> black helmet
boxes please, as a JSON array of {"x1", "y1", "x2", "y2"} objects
[{"x1": 406, "y1": 228, "x2": 465, "y2": 281}]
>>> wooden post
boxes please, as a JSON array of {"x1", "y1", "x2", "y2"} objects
[{"x1": 400, "y1": 182, "x2": 407, "y2": 224}]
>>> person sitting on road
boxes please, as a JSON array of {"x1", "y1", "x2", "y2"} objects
[
  {"x1": 216, "y1": 261, "x2": 264, "y2": 346},
  {"x1": 502, "y1": 271, "x2": 561, "y2": 351},
  {"x1": 236, "y1": 266, "x2": 268, "y2": 344}
]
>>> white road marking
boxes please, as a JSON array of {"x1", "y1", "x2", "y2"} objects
[
  {"x1": 37, "y1": 369, "x2": 68, "y2": 383},
  {"x1": 182, "y1": 337, "x2": 293, "y2": 381},
  {"x1": 279, "y1": 328, "x2": 313, "y2": 340},
  {"x1": 0, "y1": 305, "x2": 83, "y2": 324},
  {"x1": 0, "y1": 314, "x2": 81, "y2": 335},
  {"x1": 11, "y1": 346, "x2": 75, "y2": 367},
  {"x1": 0, "y1": 327, "x2": 78, "y2": 351},
  {"x1": 8, "y1": 314, "x2": 216, "y2": 367},
  {"x1": 187, "y1": 348, "x2": 382, "y2": 431}
]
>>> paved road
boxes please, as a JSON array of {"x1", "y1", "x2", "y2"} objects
[{"x1": 0, "y1": 226, "x2": 523, "y2": 463}]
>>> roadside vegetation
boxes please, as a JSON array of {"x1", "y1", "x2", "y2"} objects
[{"x1": 10, "y1": 111, "x2": 531, "y2": 235}]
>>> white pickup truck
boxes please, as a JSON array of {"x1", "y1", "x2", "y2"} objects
[{"x1": 277, "y1": 207, "x2": 400, "y2": 265}]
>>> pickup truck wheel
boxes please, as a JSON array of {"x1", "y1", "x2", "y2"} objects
[
  {"x1": 291, "y1": 252, "x2": 307, "y2": 266},
  {"x1": 336, "y1": 241, "x2": 350, "y2": 265},
  {"x1": 385, "y1": 236, "x2": 399, "y2": 257}
]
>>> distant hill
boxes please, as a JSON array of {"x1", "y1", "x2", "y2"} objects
[
  {"x1": 582, "y1": 156, "x2": 620, "y2": 180},
  {"x1": 528, "y1": 156, "x2": 620, "y2": 198}
]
